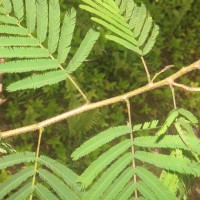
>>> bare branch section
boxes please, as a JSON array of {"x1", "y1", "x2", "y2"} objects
[{"x1": 1, "y1": 60, "x2": 200, "y2": 139}]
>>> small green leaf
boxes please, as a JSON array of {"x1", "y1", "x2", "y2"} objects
[
  {"x1": 66, "y1": 29, "x2": 100, "y2": 73},
  {"x1": 7, "y1": 70, "x2": 67, "y2": 91}
]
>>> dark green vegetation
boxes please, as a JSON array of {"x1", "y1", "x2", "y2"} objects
[{"x1": 0, "y1": 0, "x2": 200, "y2": 199}]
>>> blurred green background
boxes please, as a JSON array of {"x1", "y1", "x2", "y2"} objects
[{"x1": 0, "y1": 0, "x2": 200, "y2": 197}]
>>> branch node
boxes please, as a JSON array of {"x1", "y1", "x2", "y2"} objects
[
  {"x1": 167, "y1": 78, "x2": 174, "y2": 85},
  {"x1": 148, "y1": 82, "x2": 154, "y2": 87},
  {"x1": 122, "y1": 95, "x2": 128, "y2": 102}
]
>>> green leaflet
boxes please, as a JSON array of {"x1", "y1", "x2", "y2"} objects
[
  {"x1": 137, "y1": 181, "x2": 158, "y2": 200},
  {"x1": 133, "y1": 135, "x2": 200, "y2": 154},
  {"x1": 80, "y1": 4, "x2": 132, "y2": 35},
  {"x1": 38, "y1": 155, "x2": 81, "y2": 197},
  {"x1": 142, "y1": 24, "x2": 159, "y2": 55},
  {"x1": 129, "y1": 3, "x2": 140, "y2": 30},
  {"x1": 0, "y1": 59, "x2": 60, "y2": 73},
  {"x1": 155, "y1": 109, "x2": 178, "y2": 136},
  {"x1": 36, "y1": 0, "x2": 48, "y2": 42},
  {"x1": 72, "y1": 126, "x2": 131, "y2": 160},
  {"x1": 0, "y1": 166, "x2": 35, "y2": 199},
  {"x1": 82, "y1": 0, "x2": 124, "y2": 24},
  {"x1": 38, "y1": 168, "x2": 79, "y2": 200},
  {"x1": 105, "y1": 35, "x2": 141, "y2": 54},
  {"x1": 102, "y1": 0, "x2": 120, "y2": 14},
  {"x1": 0, "y1": 152, "x2": 35, "y2": 169},
  {"x1": 91, "y1": 17, "x2": 137, "y2": 45},
  {"x1": 58, "y1": 8, "x2": 76, "y2": 63},
  {"x1": 0, "y1": 14, "x2": 18, "y2": 24},
  {"x1": 160, "y1": 150, "x2": 182, "y2": 194},
  {"x1": 11, "y1": 0, "x2": 24, "y2": 22},
  {"x1": 138, "y1": 198, "x2": 148, "y2": 200},
  {"x1": 7, "y1": 70, "x2": 68, "y2": 92},
  {"x1": 136, "y1": 167, "x2": 177, "y2": 200},
  {"x1": 0, "y1": 6, "x2": 7, "y2": 14},
  {"x1": 177, "y1": 117, "x2": 196, "y2": 137},
  {"x1": 66, "y1": 28, "x2": 100, "y2": 73},
  {"x1": 48, "y1": 0, "x2": 60, "y2": 53},
  {"x1": 0, "y1": 47, "x2": 49, "y2": 58},
  {"x1": 174, "y1": 120, "x2": 199, "y2": 161},
  {"x1": 78, "y1": 140, "x2": 133, "y2": 187},
  {"x1": 99, "y1": 0, "x2": 125, "y2": 23},
  {"x1": 35, "y1": 183, "x2": 59, "y2": 200},
  {"x1": 178, "y1": 108, "x2": 198, "y2": 124},
  {"x1": 0, "y1": 36, "x2": 39, "y2": 46},
  {"x1": 138, "y1": 15, "x2": 153, "y2": 46},
  {"x1": 133, "y1": 4, "x2": 146, "y2": 38},
  {"x1": 161, "y1": 171, "x2": 179, "y2": 194},
  {"x1": 82, "y1": 153, "x2": 133, "y2": 197},
  {"x1": 118, "y1": 182, "x2": 136, "y2": 200},
  {"x1": 125, "y1": 0, "x2": 135, "y2": 21},
  {"x1": 118, "y1": 0, "x2": 128, "y2": 14},
  {"x1": 0, "y1": 25, "x2": 28, "y2": 35},
  {"x1": 7, "y1": 182, "x2": 34, "y2": 200},
  {"x1": 135, "y1": 151, "x2": 200, "y2": 176},
  {"x1": 25, "y1": 0, "x2": 36, "y2": 33},
  {"x1": 133, "y1": 119, "x2": 159, "y2": 131},
  {"x1": 81, "y1": 0, "x2": 159, "y2": 56},
  {"x1": 2, "y1": 0, "x2": 12, "y2": 14},
  {"x1": 115, "y1": 0, "x2": 121, "y2": 7},
  {"x1": 103, "y1": 167, "x2": 134, "y2": 200}
]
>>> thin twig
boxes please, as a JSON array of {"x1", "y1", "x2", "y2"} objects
[
  {"x1": 152, "y1": 65, "x2": 175, "y2": 82},
  {"x1": 170, "y1": 85, "x2": 177, "y2": 109},
  {"x1": 1, "y1": 60, "x2": 200, "y2": 139},
  {"x1": 125, "y1": 98, "x2": 138, "y2": 199},
  {"x1": 171, "y1": 82, "x2": 200, "y2": 92},
  {"x1": 141, "y1": 56, "x2": 151, "y2": 83},
  {"x1": 68, "y1": 75, "x2": 90, "y2": 103},
  {"x1": 29, "y1": 128, "x2": 43, "y2": 200}
]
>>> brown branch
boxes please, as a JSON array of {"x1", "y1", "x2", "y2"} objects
[
  {"x1": 1, "y1": 60, "x2": 200, "y2": 139},
  {"x1": 171, "y1": 82, "x2": 200, "y2": 92}
]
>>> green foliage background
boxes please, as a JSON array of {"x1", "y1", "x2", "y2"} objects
[{"x1": 1, "y1": 0, "x2": 200, "y2": 190}]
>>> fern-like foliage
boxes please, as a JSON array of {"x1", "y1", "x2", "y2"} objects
[
  {"x1": 67, "y1": 89, "x2": 100, "y2": 137},
  {"x1": 157, "y1": 108, "x2": 199, "y2": 199},
  {"x1": 0, "y1": 0, "x2": 99, "y2": 91},
  {"x1": 0, "y1": 142, "x2": 16, "y2": 154},
  {"x1": 80, "y1": 0, "x2": 159, "y2": 56},
  {"x1": 160, "y1": 150, "x2": 187, "y2": 198},
  {"x1": 72, "y1": 108, "x2": 200, "y2": 199},
  {"x1": 0, "y1": 152, "x2": 82, "y2": 199}
]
